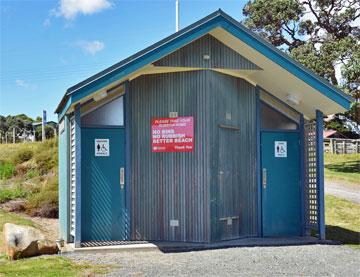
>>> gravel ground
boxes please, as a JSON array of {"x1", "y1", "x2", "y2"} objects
[
  {"x1": 65, "y1": 244, "x2": 360, "y2": 276},
  {"x1": 325, "y1": 181, "x2": 360, "y2": 204}
]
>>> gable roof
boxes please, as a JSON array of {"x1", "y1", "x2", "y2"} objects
[{"x1": 56, "y1": 9, "x2": 352, "y2": 119}]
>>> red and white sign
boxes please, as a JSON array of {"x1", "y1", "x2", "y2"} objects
[{"x1": 151, "y1": 116, "x2": 194, "y2": 152}]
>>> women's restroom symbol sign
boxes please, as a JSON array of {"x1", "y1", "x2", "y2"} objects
[
  {"x1": 95, "y1": 139, "x2": 110, "y2": 156},
  {"x1": 274, "y1": 141, "x2": 287, "y2": 158}
]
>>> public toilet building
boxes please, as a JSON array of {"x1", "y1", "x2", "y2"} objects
[{"x1": 56, "y1": 10, "x2": 352, "y2": 247}]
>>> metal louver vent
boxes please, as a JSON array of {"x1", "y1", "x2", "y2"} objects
[{"x1": 70, "y1": 116, "x2": 76, "y2": 236}]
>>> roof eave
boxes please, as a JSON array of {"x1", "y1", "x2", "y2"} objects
[{"x1": 55, "y1": 9, "x2": 352, "y2": 117}]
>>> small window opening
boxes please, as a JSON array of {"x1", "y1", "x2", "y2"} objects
[
  {"x1": 81, "y1": 96, "x2": 124, "y2": 126},
  {"x1": 260, "y1": 102, "x2": 298, "y2": 130}
]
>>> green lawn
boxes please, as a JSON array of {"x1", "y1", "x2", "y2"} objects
[
  {"x1": 324, "y1": 153, "x2": 360, "y2": 185},
  {"x1": 0, "y1": 256, "x2": 110, "y2": 277},
  {"x1": 0, "y1": 209, "x2": 112, "y2": 276},
  {"x1": 326, "y1": 195, "x2": 360, "y2": 249}
]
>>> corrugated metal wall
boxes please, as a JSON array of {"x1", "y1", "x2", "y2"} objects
[
  {"x1": 130, "y1": 71, "x2": 211, "y2": 242},
  {"x1": 153, "y1": 34, "x2": 260, "y2": 70},
  {"x1": 129, "y1": 70, "x2": 257, "y2": 242},
  {"x1": 209, "y1": 73, "x2": 257, "y2": 240}
]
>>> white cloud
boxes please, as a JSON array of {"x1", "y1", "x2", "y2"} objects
[
  {"x1": 16, "y1": 79, "x2": 38, "y2": 90},
  {"x1": 76, "y1": 40, "x2": 105, "y2": 55},
  {"x1": 59, "y1": 57, "x2": 69, "y2": 65},
  {"x1": 54, "y1": 0, "x2": 112, "y2": 20},
  {"x1": 16, "y1": 79, "x2": 26, "y2": 87},
  {"x1": 43, "y1": 18, "x2": 51, "y2": 28}
]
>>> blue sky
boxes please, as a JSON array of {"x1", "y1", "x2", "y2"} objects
[{"x1": 0, "y1": 0, "x2": 246, "y2": 122}]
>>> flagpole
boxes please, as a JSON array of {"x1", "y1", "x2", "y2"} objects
[{"x1": 176, "y1": 0, "x2": 179, "y2": 31}]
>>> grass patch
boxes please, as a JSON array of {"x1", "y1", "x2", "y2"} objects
[
  {"x1": 0, "y1": 256, "x2": 111, "y2": 277},
  {"x1": 325, "y1": 195, "x2": 360, "y2": 248},
  {"x1": 0, "y1": 187, "x2": 27, "y2": 203},
  {"x1": 0, "y1": 143, "x2": 39, "y2": 165},
  {"x1": 0, "y1": 161, "x2": 15, "y2": 180},
  {"x1": 12, "y1": 149, "x2": 33, "y2": 164},
  {"x1": 0, "y1": 139, "x2": 59, "y2": 218},
  {"x1": 324, "y1": 153, "x2": 360, "y2": 185},
  {"x1": 25, "y1": 176, "x2": 58, "y2": 218},
  {"x1": 25, "y1": 168, "x2": 39, "y2": 179}
]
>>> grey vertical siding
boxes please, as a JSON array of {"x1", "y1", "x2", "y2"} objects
[
  {"x1": 130, "y1": 70, "x2": 257, "y2": 242},
  {"x1": 210, "y1": 74, "x2": 257, "y2": 240},
  {"x1": 153, "y1": 34, "x2": 261, "y2": 70},
  {"x1": 130, "y1": 71, "x2": 211, "y2": 242}
]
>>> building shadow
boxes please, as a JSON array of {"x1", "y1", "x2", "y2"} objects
[
  {"x1": 325, "y1": 160, "x2": 360, "y2": 174},
  {"x1": 326, "y1": 225, "x2": 360, "y2": 245}
]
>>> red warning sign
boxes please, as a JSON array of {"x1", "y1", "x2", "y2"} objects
[{"x1": 151, "y1": 116, "x2": 194, "y2": 152}]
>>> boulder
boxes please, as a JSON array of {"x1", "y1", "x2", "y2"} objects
[{"x1": 3, "y1": 223, "x2": 58, "y2": 260}]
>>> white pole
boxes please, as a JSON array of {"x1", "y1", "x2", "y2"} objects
[{"x1": 176, "y1": 0, "x2": 179, "y2": 32}]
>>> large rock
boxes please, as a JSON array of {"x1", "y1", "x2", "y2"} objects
[{"x1": 3, "y1": 223, "x2": 58, "y2": 260}]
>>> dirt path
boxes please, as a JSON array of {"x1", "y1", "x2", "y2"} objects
[{"x1": 325, "y1": 180, "x2": 360, "y2": 204}]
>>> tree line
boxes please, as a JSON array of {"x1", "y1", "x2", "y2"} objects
[
  {"x1": 242, "y1": 0, "x2": 359, "y2": 134},
  {"x1": 0, "y1": 114, "x2": 56, "y2": 143}
]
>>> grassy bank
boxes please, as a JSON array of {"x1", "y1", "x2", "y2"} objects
[
  {"x1": 325, "y1": 195, "x2": 360, "y2": 248},
  {"x1": 324, "y1": 153, "x2": 360, "y2": 185},
  {"x1": 0, "y1": 139, "x2": 58, "y2": 217}
]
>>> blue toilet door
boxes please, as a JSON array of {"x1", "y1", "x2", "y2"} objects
[
  {"x1": 81, "y1": 127, "x2": 127, "y2": 241},
  {"x1": 261, "y1": 131, "x2": 301, "y2": 237}
]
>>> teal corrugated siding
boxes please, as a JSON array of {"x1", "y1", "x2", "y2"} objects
[{"x1": 59, "y1": 116, "x2": 70, "y2": 242}]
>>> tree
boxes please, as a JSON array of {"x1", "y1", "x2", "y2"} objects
[
  {"x1": 243, "y1": 0, "x2": 360, "y2": 128},
  {"x1": 0, "y1": 114, "x2": 56, "y2": 143}
]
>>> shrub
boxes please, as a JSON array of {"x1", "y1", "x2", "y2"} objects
[
  {"x1": 25, "y1": 177, "x2": 58, "y2": 218},
  {"x1": 0, "y1": 161, "x2": 15, "y2": 180},
  {"x1": 0, "y1": 187, "x2": 27, "y2": 203},
  {"x1": 34, "y1": 143, "x2": 58, "y2": 175},
  {"x1": 12, "y1": 149, "x2": 33, "y2": 164}
]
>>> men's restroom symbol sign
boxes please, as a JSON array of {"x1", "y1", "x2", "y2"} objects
[
  {"x1": 275, "y1": 141, "x2": 287, "y2": 158},
  {"x1": 97, "y1": 143, "x2": 107, "y2": 152},
  {"x1": 95, "y1": 139, "x2": 110, "y2": 156}
]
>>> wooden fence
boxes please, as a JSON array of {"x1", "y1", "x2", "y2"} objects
[{"x1": 324, "y1": 138, "x2": 360, "y2": 154}]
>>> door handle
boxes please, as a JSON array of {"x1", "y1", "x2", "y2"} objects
[
  {"x1": 262, "y1": 168, "x2": 267, "y2": 189},
  {"x1": 120, "y1": 167, "x2": 125, "y2": 189}
]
